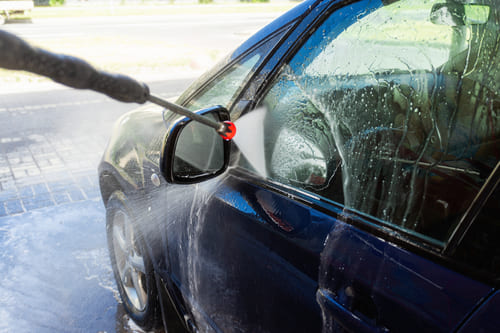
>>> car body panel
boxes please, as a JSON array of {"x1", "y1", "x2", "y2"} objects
[
  {"x1": 99, "y1": 104, "x2": 165, "y2": 194},
  {"x1": 163, "y1": 172, "x2": 332, "y2": 332},
  {"x1": 457, "y1": 290, "x2": 500, "y2": 332},
  {"x1": 318, "y1": 218, "x2": 493, "y2": 332}
]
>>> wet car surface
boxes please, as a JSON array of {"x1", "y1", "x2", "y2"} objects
[{"x1": 99, "y1": 0, "x2": 500, "y2": 332}]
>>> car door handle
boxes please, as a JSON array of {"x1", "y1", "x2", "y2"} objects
[{"x1": 317, "y1": 289, "x2": 389, "y2": 333}]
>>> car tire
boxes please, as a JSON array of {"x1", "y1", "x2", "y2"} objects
[{"x1": 106, "y1": 191, "x2": 162, "y2": 331}]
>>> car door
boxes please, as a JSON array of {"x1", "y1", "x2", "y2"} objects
[{"x1": 248, "y1": 0, "x2": 498, "y2": 332}]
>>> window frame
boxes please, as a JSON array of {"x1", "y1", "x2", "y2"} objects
[{"x1": 177, "y1": 22, "x2": 296, "y2": 113}]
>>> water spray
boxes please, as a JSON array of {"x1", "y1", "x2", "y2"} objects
[{"x1": 0, "y1": 30, "x2": 236, "y2": 141}]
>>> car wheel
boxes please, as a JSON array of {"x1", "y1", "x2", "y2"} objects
[{"x1": 106, "y1": 191, "x2": 161, "y2": 331}]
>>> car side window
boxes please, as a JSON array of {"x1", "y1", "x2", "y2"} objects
[
  {"x1": 185, "y1": 31, "x2": 285, "y2": 112},
  {"x1": 186, "y1": 54, "x2": 260, "y2": 111},
  {"x1": 252, "y1": 0, "x2": 499, "y2": 244}
]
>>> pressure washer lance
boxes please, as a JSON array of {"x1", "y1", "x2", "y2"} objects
[
  {"x1": 0, "y1": 30, "x2": 236, "y2": 140},
  {"x1": 148, "y1": 95, "x2": 236, "y2": 141}
]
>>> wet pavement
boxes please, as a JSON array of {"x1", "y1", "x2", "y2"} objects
[
  {"x1": 0, "y1": 80, "x2": 191, "y2": 215},
  {"x1": 0, "y1": 80, "x2": 192, "y2": 332},
  {"x1": 0, "y1": 200, "x2": 115, "y2": 332},
  {"x1": 0, "y1": 198, "x2": 156, "y2": 332}
]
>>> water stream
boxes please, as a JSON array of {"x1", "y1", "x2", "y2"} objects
[{"x1": 232, "y1": 107, "x2": 268, "y2": 178}]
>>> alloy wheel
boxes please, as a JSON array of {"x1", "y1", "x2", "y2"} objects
[{"x1": 112, "y1": 210, "x2": 148, "y2": 311}]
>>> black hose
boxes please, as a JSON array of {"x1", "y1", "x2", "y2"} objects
[{"x1": 0, "y1": 30, "x2": 149, "y2": 103}]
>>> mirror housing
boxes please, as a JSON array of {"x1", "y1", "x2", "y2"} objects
[{"x1": 162, "y1": 106, "x2": 231, "y2": 184}]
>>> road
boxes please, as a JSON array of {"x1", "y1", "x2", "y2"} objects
[
  {"x1": 0, "y1": 11, "x2": 279, "y2": 332},
  {"x1": 1, "y1": 11, "x2": 283, "y2": 90},
  {"x1": 0, "y1": 79, "x2": 191, "y2": 136},
  {"x1": 2, "y1": 13, "x2": 278, "y2": 48}
]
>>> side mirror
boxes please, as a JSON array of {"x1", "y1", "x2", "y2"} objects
[
  {"x1": 162, "y1": 106, "x2": 231, "y2": 184},
  {"x1": 430, "y1": 3, "x2": 490, "y2": 26}
]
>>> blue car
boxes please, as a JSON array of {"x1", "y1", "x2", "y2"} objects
[{"x1": 98, "y1": 0, "x2": 500, "y2": 331}]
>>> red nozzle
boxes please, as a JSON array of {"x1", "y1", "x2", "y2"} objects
[{"x1": 220, "y1": 121, "x2": 236, "y2": 141}]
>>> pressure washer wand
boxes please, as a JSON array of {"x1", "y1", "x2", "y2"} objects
[
  {"x1": 148, "y1": 94, "x2": 236, "y2": 140},
  {"x1": 0, "y1": 30, "x2": 236, "y2": 140}
]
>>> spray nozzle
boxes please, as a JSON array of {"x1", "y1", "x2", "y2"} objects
[{"x1": 217, "y1": 121, "x2": 237, "y2": 141}]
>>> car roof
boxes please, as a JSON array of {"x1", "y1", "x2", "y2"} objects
[{"x1": 231, "y1": 0, "x2": 319, "y2": 61}]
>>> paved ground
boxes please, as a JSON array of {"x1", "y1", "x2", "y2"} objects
[
  {"x1": 0, "y1": 199, "x2": 116, "y2": 332},
  {"x1": 0, "y1": 79, "x2": 192, "y2": 218}
]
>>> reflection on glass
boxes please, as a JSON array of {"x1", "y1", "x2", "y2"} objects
[
  {"x1": 173, "y1": 113, "x2": 224, "y2": 178},
  {"x1": 187, "y1": 54, "x2": 261, "y2": 111}
]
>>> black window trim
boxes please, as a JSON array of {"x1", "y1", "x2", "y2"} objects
[
  {"x1": 242, "y1": 0, "x2": 362, "y2": 112},
  {"x1": 444, "y1": 161, "x2": 500, "y2": 256}
]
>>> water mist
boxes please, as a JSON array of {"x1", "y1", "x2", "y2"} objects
[{"x1": 232, "y1": 107, "x2": 268, "y2": 178}]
